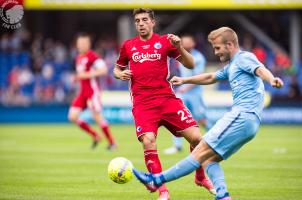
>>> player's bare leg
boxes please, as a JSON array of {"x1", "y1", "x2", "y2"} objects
[
  {"x1": 181, "y1": 127, "x2": 216, "y2": 195},
  {"x1": 68, "y1": 107, "x2": 100, "y2": 148},
  {"x1": 140, "y1": 132, "x2": 170, "y2": 200},
  {"x1": 92, "y1": 110, "x2": 116, "y2": 150}
]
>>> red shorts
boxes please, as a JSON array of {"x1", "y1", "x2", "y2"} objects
[
  {"x1": 132, "y1": 97, "x2": 198, "y2": 139},
  {"x1": 71, "y1": 90, "x2": 102, "y2": 112}
]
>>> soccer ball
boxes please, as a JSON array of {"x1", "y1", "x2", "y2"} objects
[{"x1": 108, "y1": 157, "x2": 133, "y2": 184}]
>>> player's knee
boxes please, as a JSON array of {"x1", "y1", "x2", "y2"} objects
[
  {"x1": 191, "y1": 140, "x2": 217, "y2": 164},
  {"x1": 139, "y1": 133, "x2": 157, "y2": 149},
  {"x1": 202, "y1": 155, "x2": 223, "y2": 169},
  {"x1": 190, "y1": 136, "x2": 202, "y2": 148},
  {"x1": 68, "y1": 114, "x2": 77, "y2": 123},
  {"x1": 190, "y1": 129, "x2": 203, "y2": 147}
]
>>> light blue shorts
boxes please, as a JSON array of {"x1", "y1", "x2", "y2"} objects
[{"x1": 203, "y1": 110, "x2": 260, "y2": 160}]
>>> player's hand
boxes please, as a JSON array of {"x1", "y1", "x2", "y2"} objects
[
  {"x1": 170, "y1": 76, "x2": 184, "y2": 85},
  {"x1": 167, "y1": 34, "x2": 181, "y2": 49},
  {"x1": 271, "y1": 77, "x2": 283, "y2": 88},
  {"x1": 119, "y1": 70, "x2": 132, "y2": 81}
]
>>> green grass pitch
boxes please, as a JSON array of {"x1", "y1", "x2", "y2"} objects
[{"x1": 0, "y1": 124, "x2": 302, "y2": 200}]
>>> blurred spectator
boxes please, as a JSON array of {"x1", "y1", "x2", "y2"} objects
[
  {"x1": 2, "y1": 66, "x2": 33, "y2": 106},
  {"x1": 274, "y1": 49, "x2": 291, "y2": 69},
  {"x1": 242, "y1": 33, "x2": 253, "y2": 52},
  {"x1": 252, "y1": 43, "x2": 267, "y2": 64}
]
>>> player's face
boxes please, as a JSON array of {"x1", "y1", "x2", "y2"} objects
[
  {"x1": 211, "y1": 37, "x2": 231, "y2": 62},
  {"x1": 134, "y1": 13, "x2": 155, "y2": 39},
  {"x1": 76, "y1": 37, "x2": 91, "y2": 54},
  {"x1": 181, "y1": 36, "x2": 195, "y2": 52}
]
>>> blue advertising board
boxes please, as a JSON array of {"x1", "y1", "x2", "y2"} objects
[{"x1": 0, "y1": 105, "x2": 301, "y2": 125}]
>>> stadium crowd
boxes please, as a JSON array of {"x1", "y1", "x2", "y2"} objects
[{"x1": 0, "y1": 30, "x2": 301, "y2": 106}]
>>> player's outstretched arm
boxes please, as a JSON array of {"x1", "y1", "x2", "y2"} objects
[
  {"x1": 255, "y1": 66, "x2": 283, "y2": 88},
  {"x1": 170, "y1": 72, "x2": 217, "y2": 86},
  {"x1": 168, "y1": 34, "x2": 194, "y2": 68},
  {"x1": 113, "y1": 65, "x2": 132, "y2": 81}
]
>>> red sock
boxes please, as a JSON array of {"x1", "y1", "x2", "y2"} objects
[
  {"x1": 100, "y1": 121, "x2": 115, "y2": 145},
  {"x1": 144, "y1": 150, "x2": 168, "y2": 193},
  {"x1": 190, "y1": 146, "x2": 206, "y2": 181},
  {"x1": 76, "y1": 120, "x2": 98, "y2": 139}
]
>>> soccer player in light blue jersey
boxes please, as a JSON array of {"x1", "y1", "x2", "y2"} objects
[
  {"x1": 133, "y1": 27, "x2": 284, "y2": 200},
  {"x1": 164, "y1": 35, "x2": 213, "y2": 155}
]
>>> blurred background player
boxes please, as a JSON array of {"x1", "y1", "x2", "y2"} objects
[
  {"x1": 114, "y1": 8, "x2": 214, "y2": 200},
  {"x1": 77, "y1": 108, "x2": 118, "y2": 151},
  {"x1": 68, "y1": 33, "x2": 116, "y2": 150},
  {"x1": 164, "y1": 34, "x2": 214, "y2": 155}
]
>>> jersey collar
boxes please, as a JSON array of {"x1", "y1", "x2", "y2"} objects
[{"x1": 230, "y1": 49, "x2": 241, "y2": 64}]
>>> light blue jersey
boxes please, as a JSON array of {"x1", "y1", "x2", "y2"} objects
[
  {"x1": 203, "y1": 50, "x2": 264, "y2": 160},
  {"x1": 215, "y1": 50, "x2": 265, "y2": 119},
  {"x1": 178, "y1": 49, "x2": 206, "y2": 96}
]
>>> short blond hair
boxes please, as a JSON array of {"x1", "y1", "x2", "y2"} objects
[{"x1": 208, "y1": 27, "x2": 239, "y2": 47}]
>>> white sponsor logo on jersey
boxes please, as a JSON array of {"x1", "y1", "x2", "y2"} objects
[
  {"x1": 142, "y1": 45, "x2": 150, "y2": 49},
  {"x1": 76, "y1": 64, "x2": 85, "y2": 72},
  {"x1": 81, "y1": 57, "x2": 88, "y2": 65},
  {"x1": 132, "y1": 52, "x2": 161, "y2": 63},
  {"x1": 77, "y1": 57, "x2": 88, "y2": 72}
]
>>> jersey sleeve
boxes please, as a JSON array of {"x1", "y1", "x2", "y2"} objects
[
  {"x1": 89, "y1": 51, "x2": 100, "y2": 63},
  {"x1": 166, "y1": 36, "x2": 180, "y2": 59},
  {"x1": 239, "y1": 53, "x2": 265, "y2": 76},
  {"x1": 116, "y1": 42, "x2": 129, "y2": 68},
  {"x1": 89, "y1": 51, "x2": 106, "y2": 70},
  {"x1": 92, "y1": 59, "x2": 107, "y2": 69},
  {"x1": 215, "y1": 65, "x2": 228, "y2": 81}
]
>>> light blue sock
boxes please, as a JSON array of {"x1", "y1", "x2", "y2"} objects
[
  {"x1": 173, "y1": 136, "x2": 183, "y2": 150},
  {"x1": 206, "y1": 162, "x2": 229, "y2": 198},
  {"x1": 154, "y1": 155, "x2": 200, "y2": 185}
]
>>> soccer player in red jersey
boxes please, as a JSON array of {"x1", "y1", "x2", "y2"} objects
[
  {"x1": 114, "y1": 8, "x2": 214, "y2": 200},
  {"x1": 68, "y1": 33, "x2": 116, "y2": 150}
]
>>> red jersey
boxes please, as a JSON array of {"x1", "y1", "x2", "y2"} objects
[
  {"x1": 116, "y1": 34, "x2": 180, "y2": 104},
  {"x1": 75, "y1": 50, "x2": 101, "y2": 93}
]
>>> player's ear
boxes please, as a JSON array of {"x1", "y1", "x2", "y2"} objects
[
  {"x1": 151, "y1": 19, "x2": 155, "y2": 26},
  {"x1": 226, "y1": 42, "x2": 233, "y2": 49}
]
